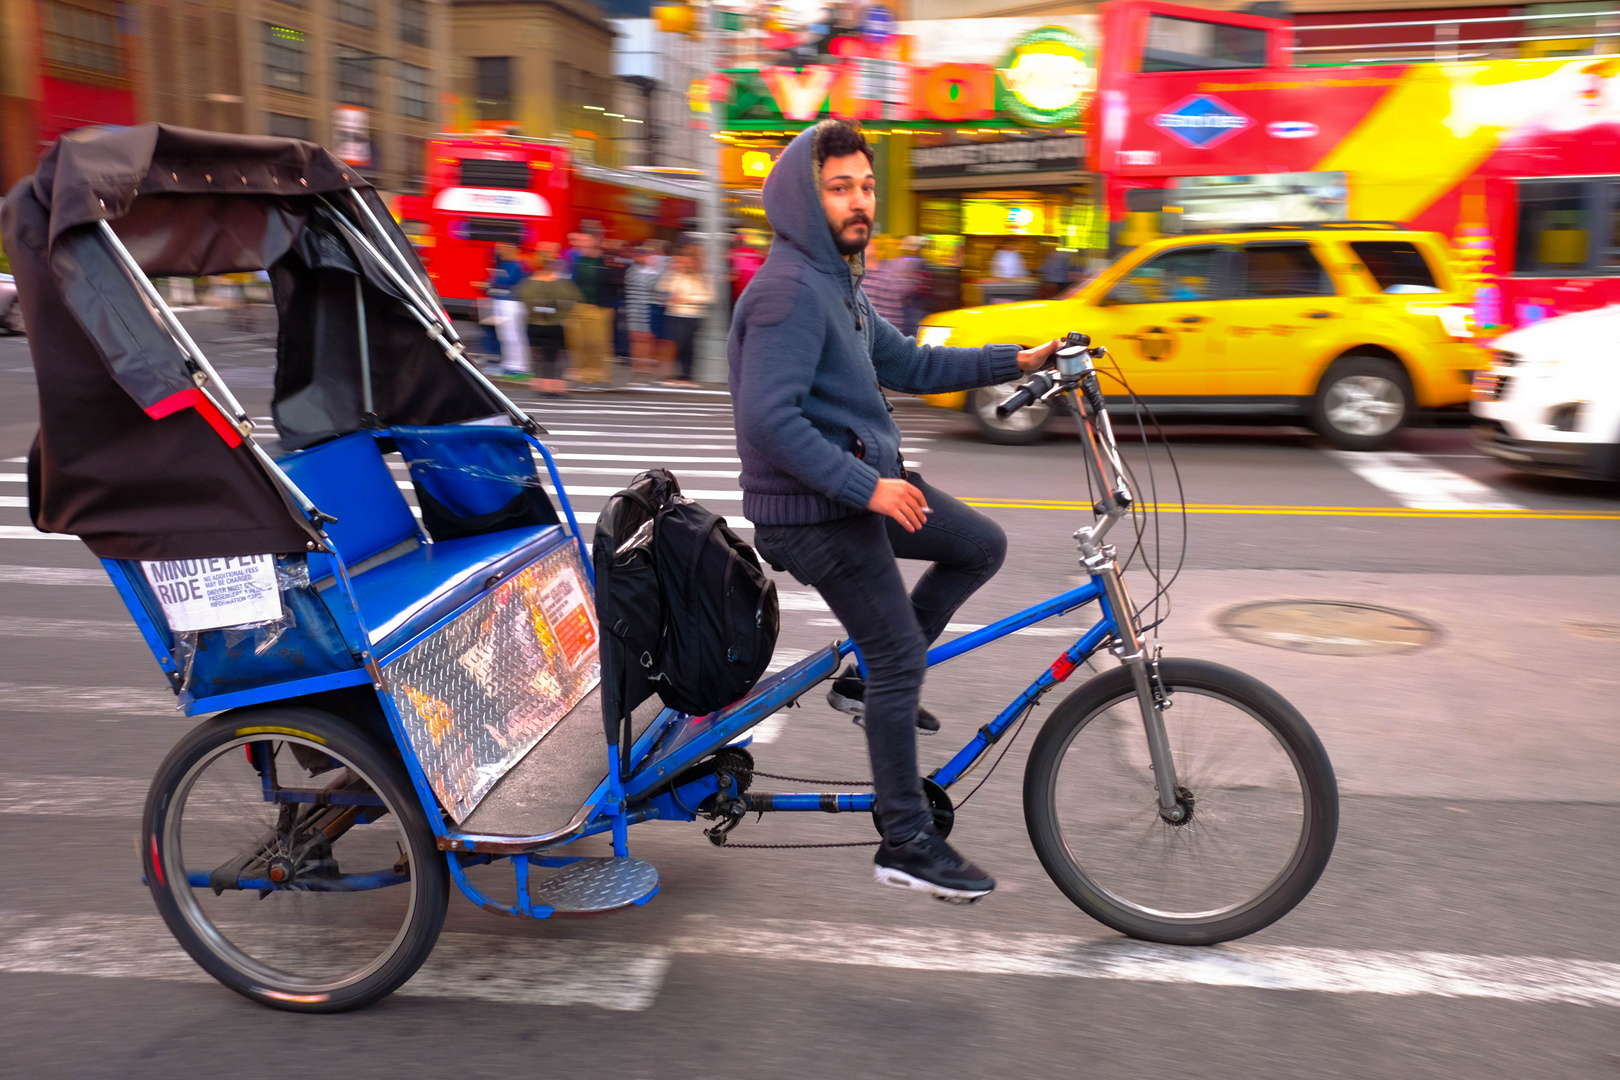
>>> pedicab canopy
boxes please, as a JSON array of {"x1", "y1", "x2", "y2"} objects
[{"x1": 0, "y1": 124, "x2": 499, "y2": 561}]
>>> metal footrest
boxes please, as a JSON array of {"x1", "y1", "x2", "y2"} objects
[{"x1": 530, "y1": 857, "x2": 660, "y2": 914}]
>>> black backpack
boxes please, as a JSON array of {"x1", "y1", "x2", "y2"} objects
[
  {"x1": 651, "y1": 497, "x2": 779, "y2": 717},
  {"x1": 593, "y1": 470, "x2": 779, "y2": 750}
]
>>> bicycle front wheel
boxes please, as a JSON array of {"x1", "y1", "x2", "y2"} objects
[{"x1": 1023, "y1": 659, "x2": 1337, "y2": 945}]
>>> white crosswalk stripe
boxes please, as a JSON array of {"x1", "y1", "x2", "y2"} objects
[
  {"x1": 0, "y1": 683, "x2": 183, "y2": 717},
  {"x1": 0, "y1": 565, "x2": 108, "y2": 585},
  {"x1": 1325, "y1": 450, "x2": 1521, "y2": 511},
  {"x1": 0, "y1": 908, "x2": 1615, "y2": 1012}
]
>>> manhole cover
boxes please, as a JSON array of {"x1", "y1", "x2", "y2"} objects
[{"x1": 1218, "y1": 601, "x2": 1440, "y2": 656}]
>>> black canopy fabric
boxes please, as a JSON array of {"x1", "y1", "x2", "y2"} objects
[{"x1": 0, "y1": 124, "x2": 497, "y2": 560}]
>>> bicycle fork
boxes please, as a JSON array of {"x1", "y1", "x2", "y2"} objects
[
  {"x1": 1092, "y1": 556, "x2": 1185, "y2": 822},
  {"x1": 1056, "y1": 337, "x2": 1186, "y2": 823}
]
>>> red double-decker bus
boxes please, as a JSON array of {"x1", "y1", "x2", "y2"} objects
[
  {"x1": 1092, "y1": 0, "x2": 1620, "y2": 333},
  {"x1": 396, "y1": 133, "x2": 702, "y2": 316}
]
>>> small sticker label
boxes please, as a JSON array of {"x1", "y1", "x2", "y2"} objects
[
  {"x1": 140, "y1": 554, "x2": 281, "y2": 632},
  {"x1": 539, "y1": 566, "x2": 598, "y2": 669},
  {"x1": 1266, "y1": 121, "x2": 1319, "y2": 139}
]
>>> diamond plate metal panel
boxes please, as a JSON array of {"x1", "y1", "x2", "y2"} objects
[{"x1": 384, "y1": 542, "x2": 600, "y2": 823}]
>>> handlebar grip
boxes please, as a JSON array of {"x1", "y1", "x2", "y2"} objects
[{"x1": 996, "y1": 371, "x2": 1054, "y2": 418}]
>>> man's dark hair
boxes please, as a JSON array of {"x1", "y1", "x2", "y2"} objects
[{"x1": 814, "y1": 120, "x2": 874, "y2": 169}]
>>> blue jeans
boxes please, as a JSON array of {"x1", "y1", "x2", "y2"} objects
[{"x1": 753, "y1": 473, "x2": 1007, "y2": 843}]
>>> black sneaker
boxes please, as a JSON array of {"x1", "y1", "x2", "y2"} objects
[
  {"x1": 826, "y1": 664, "x2": 940, "y2": 733},
  {"x1": 874, "y1": 827, "x2": 995, "y2": 903}
]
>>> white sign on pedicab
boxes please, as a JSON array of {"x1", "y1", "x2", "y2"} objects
[{"x1": 141, "y1": 554, "x2": 281, "y2": 632}]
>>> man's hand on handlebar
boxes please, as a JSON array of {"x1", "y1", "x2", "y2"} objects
[
  {"x1": 867, "y1": 478, "x2": 931, "y2": 533},
  {"x1": 1017, "y1": 340, "x2": 1061, "y2": 372}
]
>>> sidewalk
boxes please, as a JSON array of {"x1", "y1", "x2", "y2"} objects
[{"x1": 1138, "y1": 570, "x2": 1620, "y2": 803}]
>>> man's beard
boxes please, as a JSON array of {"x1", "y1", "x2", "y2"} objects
[{"x1": 833, "y1": 216, "x2": 871, "y2": 256}]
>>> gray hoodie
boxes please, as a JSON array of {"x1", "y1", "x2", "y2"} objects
[{"x1": 728, "y1": 122, "x2": 1021, "y2": 526}]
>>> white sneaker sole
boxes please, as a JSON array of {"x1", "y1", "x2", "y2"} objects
[
  {"x1": 873, "y1": 864, "x2": 993, "y2": 904},
  {"x1": 829, "y1": 687, "x2": 938, "y2": 736},
  {"x1": 826, "y1": 686, "x2": 864, "y2": 717}
]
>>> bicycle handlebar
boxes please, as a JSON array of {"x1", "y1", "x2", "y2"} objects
[
  {"x1": 997, "y1": 331, "x2": 1135, "y2": 543},
  {"x1": 994, "y1": 370, "x2": 1055, "y2": 419}
]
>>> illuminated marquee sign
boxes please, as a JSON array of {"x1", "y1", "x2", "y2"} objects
[
  {"x1": 998, "y1": 26, "x2": 1092, "y2": 127},
  {"x1": 721, "y1": 23, "x2": 1094, "y2": 129}
]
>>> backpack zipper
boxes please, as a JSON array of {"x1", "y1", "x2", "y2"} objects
[{"x1": 723, "y1": 546, "x2": 739, "y2": 662}]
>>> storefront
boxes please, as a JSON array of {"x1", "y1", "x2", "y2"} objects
[
  {"x1": 908, "y1": 131, "x2": 1103, "y2": 303},
  {"x1": 712, "y1": 16, "x2": 1101, "y2": 303}
]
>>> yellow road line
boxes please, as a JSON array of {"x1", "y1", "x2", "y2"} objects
[{"x1": 961, "y1": 500, "x2": 1620, "y2": 521}]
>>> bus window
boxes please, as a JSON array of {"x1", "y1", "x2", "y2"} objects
[
  {"x1": 1516, "y1": 180, "x2": 1591, "y2": 273},
  {"x1": 460, "y1": 159, "x2": 531, "y2": 189},
  {"x1": 1349, "y1": 241, "x2": 1440, "y2": 294},
  {"x1": 464, "y1": 217, "x2": 526, "y2": 244},
  {"x1": 1143, "y1": 15, "x2": 1268, "y2": 72},
  {"x1": 1606, "y1": 181, "x2": 1620, "y2": 270}
]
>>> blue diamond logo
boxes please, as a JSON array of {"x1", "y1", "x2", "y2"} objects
[{"x1": 1152, "y1": 95, "x2": 1253, "y2": 149}]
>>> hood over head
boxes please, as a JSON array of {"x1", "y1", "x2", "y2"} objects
[{"x1": 762, "y1": 121, "x2": 867, "y2": 281}]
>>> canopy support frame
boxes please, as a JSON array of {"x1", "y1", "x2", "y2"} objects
[
  {"x1": 93, "y1": 221, "x2": 336, "y2": 543},
  {"x1": 314, "y1": 197, "x2": 541, "y2": 437}
]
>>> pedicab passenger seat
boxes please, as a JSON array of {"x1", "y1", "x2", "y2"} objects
[{"x1": 277, "y1": 428, "x2": 566, "y2": 659}]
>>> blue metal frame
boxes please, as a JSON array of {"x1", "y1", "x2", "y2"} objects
[{"x1": 111, "y1": 420, "x2": 1127, "y2": 923}]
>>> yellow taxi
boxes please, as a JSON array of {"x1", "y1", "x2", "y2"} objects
[{"x1": 916, "y1": 224, "x2": 1486, "y2": 449}]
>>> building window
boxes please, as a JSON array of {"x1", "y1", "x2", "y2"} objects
[
  {"x1": 399, "y1": 0, "x2": 428, "y2": 47},
  {"x1": 335, "y1": 46, "x2": 376, "y2": 109},
  {"x1": 403, "y1": 135, "x2": 426, "y2": 192},
  {"x1": 263, "y1": 24, "x2": 307, "y2": 94},
  {"x1": 398, "y1": 62, "x2": 432, "y2": 119},
  {"x1": 268, "y1": 112, "x2": 312, "y2": 140},
  {"x1": 475, "y1": 56, "x2": 513, "y2": 122},
  {"x1": 43, "y1": 1, "x2": 122, "y2": 76},
  {"x1": 335, "y1": 0, "x2": 374, "y2": 29}
]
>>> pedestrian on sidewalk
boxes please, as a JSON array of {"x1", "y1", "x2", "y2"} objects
[
  {"x1": 490, "y1": 243, "x2": 530, "y2": 379},
  {"x1": 603, "y1": 237, "x2": 632, "y2": 368},
  {"x1": 569, "y1": 231, "x2": 614, "y2": 385},
  {"x1": 626, "y1": 240, "x2": 666, "y2": 374},
  {"x1": 862, "y1": 235, "x2": 920, "y2": 332},
  {"x1": 661, "y1": 245, "x2": 713, "y2": 387},
  {"x1": 518, "y1": 251, "x2": 582, "y2": 396}
]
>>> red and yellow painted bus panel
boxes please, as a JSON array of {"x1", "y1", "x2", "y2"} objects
[{"x1": 1093, "y1": 0, "x2": 1620, "y2": 333}]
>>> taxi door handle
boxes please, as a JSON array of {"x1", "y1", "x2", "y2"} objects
[
  {"x1": 1305, "y1": 310, "x2": 1335, "y2": 319},
  {"x1": 1176, "y1": 315, "x2": 1205, "y2": 324}
]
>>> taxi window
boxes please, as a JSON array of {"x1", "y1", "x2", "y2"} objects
[
  {"x1": 1235, "y1": 243, "x2": 1333, "y2": 298},
  {"x1": 1349, "y1": 241, "x2": 1440, "y2": 293},
  {"x1": 1103, "y1": 247, "x2": 1222, "y2": 305}
]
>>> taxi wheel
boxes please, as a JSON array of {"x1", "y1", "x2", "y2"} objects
[
  {"x1": 1312, "y1": 355, "x2": 1412, "y2": 451},
  {"x1": 970, "y1": 380, "x2": 1054, "y2": 446},
  {"x1": 2, "y1": 304, "x2": 22, "y2": 336}
]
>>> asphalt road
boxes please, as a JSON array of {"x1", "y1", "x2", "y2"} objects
[{"x1": 1, "y1": 312, "x2": 1618, "y2": 1079}]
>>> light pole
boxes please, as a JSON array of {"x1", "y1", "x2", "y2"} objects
[{"x1": 692, "y1": 0, "x2": 731, "y2": 384}]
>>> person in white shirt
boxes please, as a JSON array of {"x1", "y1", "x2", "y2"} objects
[{"x1": 989, "y1": 242, "x2": 1028, "y2": 280}]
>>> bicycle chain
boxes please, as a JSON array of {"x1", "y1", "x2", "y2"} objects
[
  {"x1": 716, "y1": 771, "x2": 876, "y2": 850},
  {"x1": 749, "y1": 770, "x2": 873, "y2": 787},
  {"x1": 718, "y1": 839, "x2": 879, "y2": 850}
]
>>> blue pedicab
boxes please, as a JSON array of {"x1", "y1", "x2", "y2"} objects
[{"x1": 4, "y1": 125, "x2": 1338, "y2": 1014}]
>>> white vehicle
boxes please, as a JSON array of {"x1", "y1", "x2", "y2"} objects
[
  {"x1": 0, "y1": 272, "x2": 23, "y2": 335},
  {"x1": 1472, "y1": 306, "x2": 1620, "y2": 481}
]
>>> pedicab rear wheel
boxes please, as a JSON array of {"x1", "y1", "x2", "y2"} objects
[{"x1": 142, "y1": 705, "x2": 449, "y2": 1012}]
